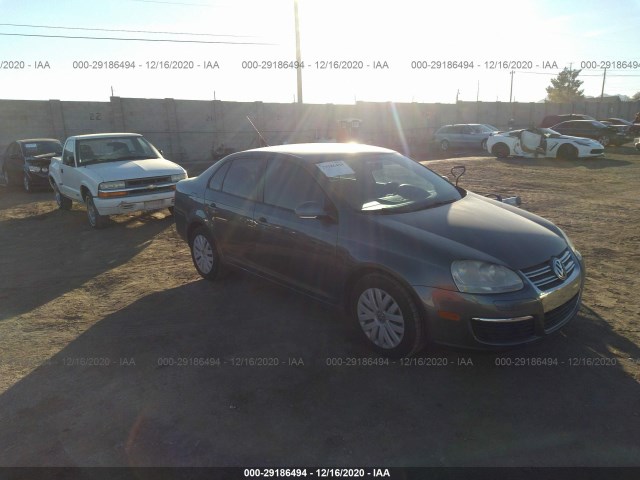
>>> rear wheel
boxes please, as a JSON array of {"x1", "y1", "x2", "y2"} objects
[
  {"x1": 86, "y1": 194, "x2": 108, "y2": 229},
  {"x1": 440, "y1": 140, "x2": 450, "y2": 152},
  {"x1": 189, "y1": 227, "x2": 219, "y2": 281},
  {"x1": 53, "y1": 183, "x2": 72, "y2": 210},
  {"x1": 492, "y1": 143, "x2": 510, "y2": 158},
  {"x1": 351, "y1": 273, "x2": 424, "y2": 358},
  {"x1": 597, "y1": 135, "x2": 610, "y2": 147}
]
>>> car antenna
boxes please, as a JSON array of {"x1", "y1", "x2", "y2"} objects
[{"x1": 246, "y1": 116, "x2": 270, "y2": 147}]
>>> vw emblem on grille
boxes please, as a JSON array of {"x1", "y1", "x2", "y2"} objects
[{"x1": 551, "y1": 257, "x2": 566, "y2": 280}]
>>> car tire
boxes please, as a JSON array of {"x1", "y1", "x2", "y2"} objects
[
  {"x1": 190, "y1": 226, "x2": 220, "y2": 281},
  {"x1": 558, "y1": 144, "x2": 578, "y2": 160},
  {"x1": 23, "y1": 173, "x2": 32, "y2": 193},
  {"x1": 351, "y1": 273, "x2": 424, "y2": 358},
  {"x1": 491, "y1": 143, "x2": 509, "y2": 158},
  {"x1": 440, "y1": 140, "x2": 450, "y2": 152},
  {"x1": 86, "y1": 194, "x2": 108, "y2": 229},
  {"x1": 597, "y1": 135, "x2": 610, "y2": 147},
  {"x1": 53, "y1": 183, "x2": 72, "y2": 210}
]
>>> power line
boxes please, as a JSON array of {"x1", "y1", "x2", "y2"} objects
[
  {"x1": 0, "y1": 32, "x2": 273, "y2": 45},
  {"x1": 0, "y1": 23, "x2": 255, "y2": 38}
]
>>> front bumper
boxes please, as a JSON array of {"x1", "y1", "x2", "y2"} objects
[
  {"x1": 93, "y1": 192, "x2": 175, "y2": 216},
  {"x1": 413, "y1": 253, "x2": 585, "y2": 348}
]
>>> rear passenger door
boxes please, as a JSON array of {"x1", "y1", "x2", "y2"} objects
[{"x1": 203, "y1": 155, "x2": 266, "y2": 268}]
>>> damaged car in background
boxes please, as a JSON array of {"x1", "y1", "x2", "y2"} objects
[
  {"x1": 174, "y1": 143, "x2": 585, "y2": 357},
  {"x1": 487, "y1": 128, "x2": 604, "y2": 159},
  {"x1": 1, "y1": 138, "x2": 63, "y2": 192}
]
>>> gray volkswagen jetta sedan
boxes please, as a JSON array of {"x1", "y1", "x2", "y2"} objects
[{"x1": 174, "y1": 143, "x2": 584, "y2": 357}]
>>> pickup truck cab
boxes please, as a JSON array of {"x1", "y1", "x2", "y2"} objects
[{"x1": 49, "y1": 133, "x2": 187, "y2": 228}]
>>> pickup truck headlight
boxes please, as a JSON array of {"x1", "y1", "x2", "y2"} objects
[
  {"x1": 99, "y1": 181, "x2": 126, "y2": 190},
  {"x1": 171, "y1": 173, "x2": 187, "y2": 182},
  {"x1": 451, "y1": 260, "x2": 523, "y2": 294}
]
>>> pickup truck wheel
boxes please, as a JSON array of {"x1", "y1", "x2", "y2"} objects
[
  {"x1": 190, "y1": 227, "x2": 219, "y2": 281},
  {"x1": 86, "y1": 194, "x2": 108, "y2": 229},
  {"x1": 53, "y1": 183, "x2": 72, "y2": 210}
]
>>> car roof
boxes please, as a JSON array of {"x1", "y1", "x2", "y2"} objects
[
  {"x1": 17, "y1": 138, "x2": 62, "y2": 143},
  {"x1": 69, "y1": 133, "x2": 143, "y2": 140},
  {"x1": 244, "y1": 143, "x2": 396, "y2": 160}
]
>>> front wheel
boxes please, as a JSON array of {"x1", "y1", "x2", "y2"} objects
[
  {"x1": 86, "y1": 194, "x2": 108, "y2": 228},
  {"x1": 491, "y1": 143, "x2": 510, "y2": 158},
  {"x1": 190, "y1": 227, "x2": 219, "y2": 281},
  {"x1": 351, "y1": 274, "x2": 425, "y2": 358},
  {"x1": 23, "y1": 173, "x2": 32, "y2": 193},
  {"x1": 440, "y1": 140, "x2": 450, "y2": 152},
  {"x1": 558, "y1": 144, "x2": 578, "y2": 160}
]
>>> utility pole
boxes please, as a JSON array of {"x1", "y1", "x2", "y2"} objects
[
  {"x1": 294, "y1": 0, "x2": 303, "y2": 104},
  {"x1": 509, "y1": 70, "x2": 515, "y2": 103},
  {"x1": 600, "y1": 68, "x2": 607, "y2": 100},
  {"x1": 476, "y1": 80, "x2": 479, "y2": 102}
]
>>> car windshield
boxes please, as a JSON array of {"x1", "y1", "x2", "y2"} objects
[
  {"x1": 472, "y1": 125, "x2": 493, "y2": 133},
  {"x1": 317, "y1": 152, "x2": 463, "y2": 213},
  {"x1": 22, "y1": 141, "x2": 62, "y2": 157},
  {"x1": 76, "y1": 136, "x2": 159, "y2": 165}
]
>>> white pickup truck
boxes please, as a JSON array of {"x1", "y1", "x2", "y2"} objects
[{"x1": 49, "y1": 133, "x2": 187, "y2": 228}]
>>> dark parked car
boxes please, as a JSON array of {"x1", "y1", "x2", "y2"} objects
[
  {"x1": 539, "y1": 114, "x2": 594, "y2": 128},
  {"x1": 599, "y1": 117, "x2": 640, "y2": 135},
  {"x1": 550, "y1": 120, "x2": 630, "y2": 146},
  {"x1": 1, "y1": 138, "x2": 63, "y2": 192},
  {"x1": 174, "y1": 143, "x2": 585, "y2": 357},
  {"x1": 432, "y1": 124, "x2": 495, "y2": 152}
]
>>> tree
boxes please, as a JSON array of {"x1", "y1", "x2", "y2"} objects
[
  {"x1": 545, "y1": 68, "x2": 585, "y2": 103},
  {"x1": 632, "y1": 91, "x2": 640, "y2": 101}
]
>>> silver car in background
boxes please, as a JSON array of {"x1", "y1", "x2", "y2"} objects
[{"x1": 433, "y1": 124, "x2": 498, "y2": 152}]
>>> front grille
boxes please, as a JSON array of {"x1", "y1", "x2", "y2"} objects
[
  {"x1": 125, "y1": 176, "x2": 172, "y2": 188},
  {"x1": 544, "y1": 294, "x2": 580, "y2": 332},
  {"x1": 521, "y1": 249, "x2": 575, "y2": 292},
  {"x1": 123, "y1": 186, "x2": 174, "y2": 197},
  {"x1": 471, "y1": 318, "x2": 536, "y2": 344}
]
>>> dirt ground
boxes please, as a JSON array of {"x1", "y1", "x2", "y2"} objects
[{"x1": 0, "y1": 147, "x2": 639, "y2": 467}]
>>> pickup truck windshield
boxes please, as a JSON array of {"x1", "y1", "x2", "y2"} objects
[{"x1": 76, "y1": 137, "x2": 160, "y2": 165}]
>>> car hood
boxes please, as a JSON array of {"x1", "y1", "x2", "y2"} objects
[
  {"x1": 374, "y1": 194, "x2": 566, "y2": 270},
  {"x1": 84, "y1": 158, "x2": 185, "y2": 182}
]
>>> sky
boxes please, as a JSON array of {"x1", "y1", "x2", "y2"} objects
[{"x1": 0, "y1": 0, "x2": 639, "y2": 104}]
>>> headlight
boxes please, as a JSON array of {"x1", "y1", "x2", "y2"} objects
[
  {"x1": 99, "y1": 181, "x2": 126, "y2": 190},
  {"x1": 28, "y1": 165, "x2": 41, "y2": 173},
  {"x1": 451, "y1": 260, "x2": 523, "y2": 294},
  {"x1": 171, "y1": 172, "x2": 187, "y2": 182}
]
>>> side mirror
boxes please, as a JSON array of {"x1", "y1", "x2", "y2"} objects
[
  {"x1": 295, "y1": 201, "x2": 330, "y2": 219},
  {"x1": 64, "y1": 155, "x2": 75, "y2": 166}
]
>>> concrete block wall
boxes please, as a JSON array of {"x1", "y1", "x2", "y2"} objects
[{"x1": 1, "y1": 97, "x2": 638, "y2": 165}]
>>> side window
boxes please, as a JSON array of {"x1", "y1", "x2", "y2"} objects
[
  {"x1": 263, "y1": 158, "x2": 326, "y2": 211},
  {"x1": 207, "y1": 160, "x2": 231, "y2": 191},
  {"x1": 221, "y1": 157, "x2": 264, "y2": 200},
  {"x1": 62, "y1": 141, "x2": 76, "y2": 166}
]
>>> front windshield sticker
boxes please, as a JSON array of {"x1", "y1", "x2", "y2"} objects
[{"x1": 316, "y1": 161, "x2": 355, "y2": 177}]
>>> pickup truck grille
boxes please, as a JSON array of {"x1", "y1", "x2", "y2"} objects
[{"x1": 125, "y1": 176, "x2": 173, "y2": 188}]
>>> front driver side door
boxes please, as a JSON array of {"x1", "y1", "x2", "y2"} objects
[{"x1": 58, "y1": 140, "x2": 84, "y2": 201}]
